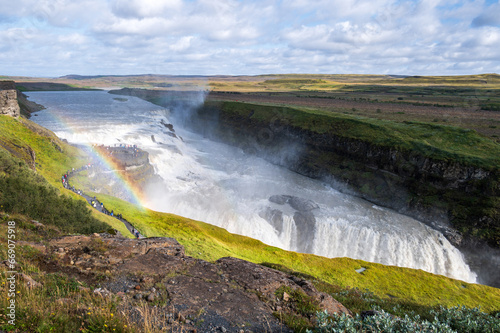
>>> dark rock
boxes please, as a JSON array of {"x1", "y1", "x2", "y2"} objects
[
  {"x1": 288, "y1": 196, "x2": 319, "y2": 212},
  {"x1": 160, "y1": 120, "x2": 175, "y2": 132},
  {"x1": 269, "y1": 195, "x2": 291, "y2": 205},
  {"x1": 165, "y1": 131, "x2": 178, "y2": 139},
  {"x1": 293, "y1": 211, "x2": 317, "y2": 253},
  {"x1": 269, "y1": 195, "x2": 319, "y2": 212},
  {"x1": 216, "y1": 257, "x2": 351, "y2": 317},
  {"x1": 44, "y1": 223, "x2": 349, "y2": 331},
  {"x1": 259, "y1": 207, "x2": 284, "y2": 234},
  {"x1": 440, "y1": 227, "x2": 463, "y2": 247},
  {"x1": 361, "y1": 310, "x2": 381, "y2": 319},
  {"x1": 293, "y1": 211, "x2": 316, "y2": 233}
]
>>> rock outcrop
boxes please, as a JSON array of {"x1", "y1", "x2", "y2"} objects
[
  {"x1": 89, "y1": 145, "x2": 162, "y2": 202},
  {"x1": 37, "y1": 233, "x2": 350, "y2": 332},
  {"x1": 0, "y1": 81, "x2": 20, "y2": 117}
]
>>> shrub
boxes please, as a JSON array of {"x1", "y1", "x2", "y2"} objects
[{"x1": 308, "y1": 306, "x2": 500, "y2": 333}]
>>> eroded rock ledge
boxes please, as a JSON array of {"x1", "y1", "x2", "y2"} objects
[
  {"x1": 0, "y1": 81, "x2": 20, "y2": 117},
  {"x1": 35, "y1": 233, "x2": 350, "y2": 332}
]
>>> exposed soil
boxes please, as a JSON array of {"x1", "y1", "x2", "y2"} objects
[{"x1": 31, "y1": 233, "x2": 351, "y2": 332}]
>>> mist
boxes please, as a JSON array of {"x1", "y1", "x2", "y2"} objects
[
  {"x1": 27, "y1": 90, "x2": 479, "y2": 284},
  {"x1": 139, "y1": 91, "x2": 477, "y2": 284}
]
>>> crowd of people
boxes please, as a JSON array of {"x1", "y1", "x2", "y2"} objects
[
  {"x1": 61, "y1": 161, "x2": 142, "y2": 239},
  {"x1": 92, "y1": 143, "x2": 142, "y2": 158}
]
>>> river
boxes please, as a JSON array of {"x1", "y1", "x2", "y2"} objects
[{"x1": 28, "y1": 90, "x2": 477, "y2": 283}]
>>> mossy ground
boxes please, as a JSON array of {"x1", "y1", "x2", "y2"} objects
[{"x1": 0, "y1": 116, "x2": 84, "y2": 184}]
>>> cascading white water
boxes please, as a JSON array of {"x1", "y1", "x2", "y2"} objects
[{"x1": 28, "y1": 90, "x2": 477, "y2": 283}]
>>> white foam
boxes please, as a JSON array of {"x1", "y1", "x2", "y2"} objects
[{"x1": 29, "y1": 91, "x2": 477, "y2": 283}]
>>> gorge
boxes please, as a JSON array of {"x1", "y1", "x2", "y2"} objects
[
  {"x1": 108, "y1": 87, "x2": 500, "y2": 287},
  {"x1": 23, "y1": 89, "x2": 493, "y2": 286}
]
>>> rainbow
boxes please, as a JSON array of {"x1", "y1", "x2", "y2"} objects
[
  {"x1": 85, "y1": 145, "x2": 147, "y2": 208},
  {"x1": 41, "y1": 107, "x2": 147, "y2": 208}
]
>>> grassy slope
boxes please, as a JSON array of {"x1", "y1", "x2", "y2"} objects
[
  {"x1": 0, "y1": 116, "x2": 136, "y2": 239},
  {"x1": 94, "y1": 192, "x2": 500, "y2": 312},
  {"x1": 0, "y1": 116, "x2": 80, "y2": 184}
]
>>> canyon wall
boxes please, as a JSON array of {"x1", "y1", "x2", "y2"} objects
[
  {"x1": 108, "y1": 88, "x2": 499, "y2": 250},
  {"x1": 193, "y1": 101, "x2": 500, "y2": 251},
  {"x1": 0, "y1": 81, "x2": 20, "y2": 117}
]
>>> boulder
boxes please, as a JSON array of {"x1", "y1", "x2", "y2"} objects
[
  {"x1": 288, "y1": 196, "x2": 319, "y2": 212},
  {"x1": 269, "y1": 195, "x2": 319, "y2": 212},
  {"x1": 269, "y1": 194, "x2": 291, "y2": 205},
  {"x1": 20, "y1": 273, "x2": 42, "y2": 289},
  {"x1": 259, "y1": 207, "x2": 284, "y2": 234}
]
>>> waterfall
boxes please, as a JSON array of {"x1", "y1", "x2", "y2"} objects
[{"x1": 28, "y1": 90, "x2": 478, "y2": 283}]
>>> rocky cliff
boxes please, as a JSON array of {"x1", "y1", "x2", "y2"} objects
[
  {"x1": 192, "y1": 101, "x2": 500, "y2": 250},
  {"x1": 24, "y1": 231, "x2": 350, "y2": 332},
  {"x1": 0, "y1": 81, "x2": 20, "y2": 117},
  {"x1": 85, "y1": 145, "x2": 161, "y2": 202}
]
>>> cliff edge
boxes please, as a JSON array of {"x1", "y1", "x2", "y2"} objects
[
  {"x1": 0, "y1": 81, "x2": 20, "y2": 117},
  {"x1": 19, "y1": 230, "x2": 350, "y2": 332}
]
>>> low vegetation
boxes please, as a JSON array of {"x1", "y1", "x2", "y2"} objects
[
  {"x1": 0, "y1": 215, "x2": 136, "y2": 332},
  {"x1": 0, "y1": 117, "x2": 107, "y2": 234},
  {"x1": 310, "y1": 306, "x2": 500, "y2": 333},
  {"x1": 0, "y1": 151, "x2": 107, "y2": 234}
]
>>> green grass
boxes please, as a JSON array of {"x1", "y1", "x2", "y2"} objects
[
  {"x1": 216, "y1": 101, "x2": 500, "y2": 169},
  {"x1": 0, "y1": 116, "x2": 84, "y2": 185},
  {"x1": 91, "y1": 192, "x2": 500, "y2": 312},
  {"x1": 0, "y1": 116, "x2": 118, "y2": 235}
]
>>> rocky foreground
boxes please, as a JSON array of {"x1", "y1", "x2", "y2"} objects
[{"x1": 21, "y1": 231, "x2": 350, "y2": 332}]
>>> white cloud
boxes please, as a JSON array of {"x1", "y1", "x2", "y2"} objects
[
  {"x1": 169, "y1": 35, "x2": 194, "y2": 51},
  {"x1": 0, "y1": 0, "x2": 499, "y2": 76},
  {"x1": 471, "y1": 1, "x2": 500, "y2": 27},
  {"x1": 111, "y1": 0, "x2": 183, "y2": 19}
]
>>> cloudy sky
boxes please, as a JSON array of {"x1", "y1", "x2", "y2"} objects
[{"x1": 1, "y1": 0, "x2": 499, "y2": 77}]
